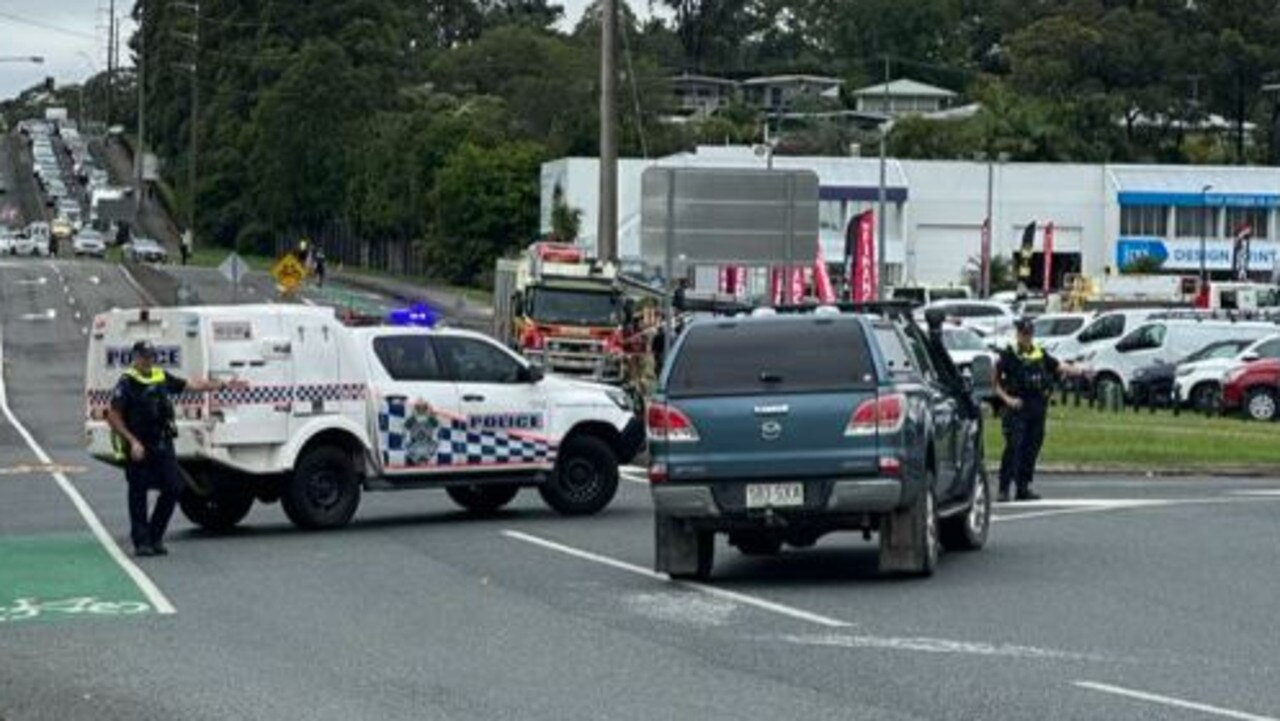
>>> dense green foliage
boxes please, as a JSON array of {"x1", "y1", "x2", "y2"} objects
[{"x1": 11, "y1": 0, "x2": 1277, "y2": 285}]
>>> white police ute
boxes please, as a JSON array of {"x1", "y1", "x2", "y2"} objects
[{"x1": 85, "y1": 305, "x2": 643, "y2": 531}]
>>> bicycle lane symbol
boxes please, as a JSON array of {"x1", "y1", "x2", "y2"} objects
[{"x1": 0, "y1": 596, "x2": 152, "y2": 624}]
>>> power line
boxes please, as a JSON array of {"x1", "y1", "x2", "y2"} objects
[{"x1": 0, "y1": 11, "x2": 97, "y2": 41}]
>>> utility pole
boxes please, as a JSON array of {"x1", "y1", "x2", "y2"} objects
[
  {"x1": 876, "y1": 55, "x2": 890, "y2": 298},
  {"x1": 175, "y1": 2, "x2": 200, "y2": 259},
  {"x1": 106, "y1": 0, "x2": 114, "y2": 126},
  {"x1": 135, "y1": 0, "x2": 146, "y2": 212},
  {"x1": 597, "y1": 0, "x2": 618, "y2": 262}
]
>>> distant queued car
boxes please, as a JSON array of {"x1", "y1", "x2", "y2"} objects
[
  {"x1": 124, "y1": 237, "x2": 168, "y2": 263},
  {"x1": 73, "y1": 230, "x2": 107, "y2": 258},
  {"x1": 940, "y1": 326, "x2": 997, "y2": 382},
  {"x1": 1221, "y1": 359, "x2": 1280, "y2": 422}
]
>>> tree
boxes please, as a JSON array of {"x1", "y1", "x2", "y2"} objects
[
  {"x1": 549, "y1": 183, "x2": 582, "y2": 242},
  {"x1": 427, "y1": 140, "x2": 547, "y2": 284}
]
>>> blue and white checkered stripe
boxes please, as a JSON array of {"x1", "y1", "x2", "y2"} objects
[
  {"x1": 379, "y1": 398, "x2": 551, "y2": 469},
  {"x1": 87, "y1": 383, "x2": 367, "y2": 409}
]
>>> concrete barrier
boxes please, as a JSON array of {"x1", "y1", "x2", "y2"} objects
[{"x1": 121, "y1": 261, "x2": 178, "y2": 306}]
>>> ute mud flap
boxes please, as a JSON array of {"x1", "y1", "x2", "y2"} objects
[
  {"x1": 654, "y1": 514, "x2": 706, "y2": 576},
  {"x1": 877, "y1": 486, "x2": 933, "y2": 575}
]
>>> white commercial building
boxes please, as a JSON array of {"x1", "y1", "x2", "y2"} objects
[{"x1": 541, "y1": 146, "x2": 1280, "y2": 289}]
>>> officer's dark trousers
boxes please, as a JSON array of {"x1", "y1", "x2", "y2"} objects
[
  {"x1": 999, "y1": 403, "x2": 1047, "y2": 495},
  {"x1": 124, "y1": 447, "x2": 183, "y2": 549}
]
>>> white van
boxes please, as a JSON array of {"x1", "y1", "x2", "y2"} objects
[
  {"x1": 1048, "y1": 309, "x2": 1164, "y2": 361},
  {"x1": 1085, "y1": 319, "x2": 1280, "y2": 396}
]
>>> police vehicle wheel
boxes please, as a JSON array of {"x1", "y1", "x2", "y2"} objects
[
  {"x1": 655, "y1": 514, "x2": 713, "y2": 580},
  {"x1": 940, "y1": 467, "x2": 990, "y2": 552},
  {"x1": 540, "y1": 435, "x2": 619, "y2": 516},
  {"x1": 178, "y1": 484, "x2": 254, "y2": 533},
  {"x1": 282, "y1": 446, "x2": 361, "y2": 530},
  {"x1": 1245, "y1": 387, "x2": 1279, "y2": 422},
  {"x1": 446, "y1": 485, "x2": 519, "y2": 514},
  {"x1": 730, "y1": 532, "x2": 783, "y2": 556}
]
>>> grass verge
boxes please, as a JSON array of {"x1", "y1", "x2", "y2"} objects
[{"x1": 984, "y1": 403, "x2": 1280, "y2": 469}]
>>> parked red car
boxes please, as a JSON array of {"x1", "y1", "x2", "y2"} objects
[{"x1": 1221, "y1": 359, "x2": 1280, "y2": 421}]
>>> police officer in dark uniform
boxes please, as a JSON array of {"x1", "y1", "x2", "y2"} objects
[
  {"x1": 104, "y1": 341, "x2": 229, "y2": 557},
  {"x1": 994, "y1": 318, "x2": 1081, "y2": 502}
]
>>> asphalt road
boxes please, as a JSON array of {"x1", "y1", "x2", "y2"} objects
[{"x1": 4, "y1": 256, "x2": 1280, "y2": 720}]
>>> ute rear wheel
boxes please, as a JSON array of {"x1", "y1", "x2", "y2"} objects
[
  {"x1": 539, "y1": 435, "x2": 619, "y2": 516},
  {"x1": 446, "y1": 485, "x2": 519, "y2": 514},
  {"x1": 879, "y1": 471, "x2": 939, "y2": 577},
  {"x1": 655, "y1": 513, "x2": 714, "y2": 580},
  {"x1": 281, "y1": 446, "x2": 361, "y2": 530}
]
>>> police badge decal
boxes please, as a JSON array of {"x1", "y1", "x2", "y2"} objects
[{"x1": 403, "y1": 400, "x2": 441, "y2": 466}]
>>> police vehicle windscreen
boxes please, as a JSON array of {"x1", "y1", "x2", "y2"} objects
[
  {"x1": 666, "y1": 319, "x2": 874, "y2": 398},
  {"x1": 891, "y1": 288, "x2": 926, "y2": 305},
  {"x1": 528, "y1": 288, "x2": 621, "y2": 326},
  {"x1": 931, "y1": 288, "x2": 969, "y2": 301}
]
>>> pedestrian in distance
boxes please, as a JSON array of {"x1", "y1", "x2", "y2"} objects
[
  {"x1": 314, "y1": 247, "x2": 327, "y2": 287},
  {"x1": 104, "y1": 341, "x2": 240, "y2": 557},
  {"x1": 993, "y1": 317, "x2": 1083, "y2": 503}
]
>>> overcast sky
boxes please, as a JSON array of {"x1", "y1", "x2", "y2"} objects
[{"x1": 0, "y1": 0, "x2": 655, "y2": 102}]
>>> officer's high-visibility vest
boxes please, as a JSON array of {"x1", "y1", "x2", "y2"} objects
[{"x1": 111, "y1": 367, "x2": 169, "y2": 461}]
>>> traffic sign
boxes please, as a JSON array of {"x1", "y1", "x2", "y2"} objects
[
  {"x1": 271, "y1": 254, "x2": 307, "y2": 294},
  {"x1": 218, "y1": 252, "x2": 248, "y2": 286}
]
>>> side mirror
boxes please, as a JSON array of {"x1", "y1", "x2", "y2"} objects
[
  {"x1": 521, "y1": 364, "x2": 545, "y2": 383},
  {"x1": 1242, "y1": 352, "x2": 1261, "y2": 363}
]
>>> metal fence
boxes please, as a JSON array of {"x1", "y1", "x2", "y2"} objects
[{"x1": 269, "y1": 219, "x2": 432, "y2": 278}]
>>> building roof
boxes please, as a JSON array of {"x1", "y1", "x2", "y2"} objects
[
  {"x1": 741, "y1": 74, "x2": 843, "y2": 87},
  {"x1": 1109, "y1": 165, "x2": 1280, "y2": 206},
  {"x1": 670, "y1": 73, "x2": 739, "y2": 87},
  {"x1": 852, "y1": 78, "x2": 958, "y2": 98}
]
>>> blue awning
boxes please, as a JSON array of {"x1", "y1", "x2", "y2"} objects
[{"x1": 1111, "y1": 166, "x2": 1280, "y2": 207}]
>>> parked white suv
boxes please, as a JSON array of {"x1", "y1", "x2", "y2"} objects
[{"x1": 1174, "y1": 334, "x2": 1280, "y2": 410}]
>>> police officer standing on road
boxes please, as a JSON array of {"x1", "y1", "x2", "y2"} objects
[
  {"x1": 105, "y1": 341, "x2": 233, "y2": 557},
  {"x1": 993, "y1": 318, "x2": 1081, "y2": 502}
]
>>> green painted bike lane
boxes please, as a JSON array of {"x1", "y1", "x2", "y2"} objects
[{"x1": 0, "y1": 532, "x2": 155, "y2": 625}]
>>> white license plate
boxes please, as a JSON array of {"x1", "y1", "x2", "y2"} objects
[{"x1": 745, "y1": 482, "x2": 805, "y2": 509}]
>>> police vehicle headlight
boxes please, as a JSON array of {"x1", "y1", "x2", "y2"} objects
[{"x1": 605, "y1": 388, "x2": 632, "y2": 412}]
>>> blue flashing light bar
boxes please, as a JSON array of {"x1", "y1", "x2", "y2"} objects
[{"x1": 387, "y1": 304, "x2": 440, "y2": 327}]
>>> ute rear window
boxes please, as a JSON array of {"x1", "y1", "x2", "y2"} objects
[{"x1": 666, "y1": 319, "x2": 874, "y2": 397}]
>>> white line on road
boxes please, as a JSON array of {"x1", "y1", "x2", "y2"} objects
[
  {"x1": 784, "y1": 633, "x2": 1107, "y2": 662},
  {"x1": 502, "y1": 529, "x2": 851, "y2": 628},
  {"x1": 0, "y1": 324, "x2": 175, "y2": 615},
  {"x1": 1075, "y1": 681, "x2": 1278, "y2": 721}
]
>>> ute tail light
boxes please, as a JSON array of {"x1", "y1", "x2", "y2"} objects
[
  {"x1": 648, "y1": 462, "x2": 668, "y2": 484},
  {"x1": 878, "y1": 456, "x2": 902, "y2": 476},
  {"x1": 845, "y1": 393, "x2": 906, "y2": 436},
  {"x1": 646, "y1": 403, "x2": 700, "y2": 443}
]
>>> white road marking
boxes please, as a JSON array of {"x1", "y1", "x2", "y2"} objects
[
  {"x1": 994, "y1": 496, "x2": 1280, "y2": 523},
  {"x1": 1229, "y1": 490, "x2": 1280, "y2": 497},
  {"x1": 0, "y1": 323, "x2": 175, "y2": 615},
  {"x1": 1075, "y1": 681, "x2": 1278, "y2": 721},
  {"x1": 784, "y1": 633, "x2": 1107, "y2": 662},
  {"x1": 299, "y1": 296, "x2": 317, "y2": 306},
  {"x1": 15, "y1": 277, "x2": 47, "y2": 286},
  {"x1": 20, "y1": 309, "x2": 56, "y2": 321},
  {"x1": 88, "y1": 275, "x2": 100, "y2": 285},
  {"x1": 620, "y1": 465, "x2": 649, "y2": 485},
  {"x1": 502, "y1": 529, "x2": 852, "y2": 629}
]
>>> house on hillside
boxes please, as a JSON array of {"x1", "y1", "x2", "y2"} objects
[
  {"x1": 670, "y1": 73, "x2": 739, "y2": 117},
  {"x1": 852, "y1": 78, "x2": 958, "y2": 117},
  {"x1": 741, "y1": 75, "x2": 843, "y2": 112}
]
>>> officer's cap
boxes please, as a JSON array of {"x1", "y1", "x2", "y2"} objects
[
  {"x1": 131, "y1": 340, "x2": 157, "y2": 358},
  {"x1": 1014, "y1": 317, "x2": 1034, "y2": 334}
]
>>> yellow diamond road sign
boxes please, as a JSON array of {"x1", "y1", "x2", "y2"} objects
[{"x1": 271, "y1": 254, "x2": 307, "y2": 294}]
